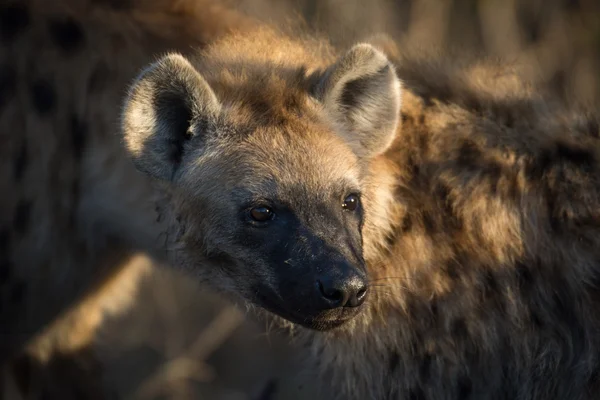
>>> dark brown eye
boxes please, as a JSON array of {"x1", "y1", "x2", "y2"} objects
[
  {"x1": 250, "y1": 206, "x2": 274, "y2": 222},
  {"x1": 342, "y1": 194, "x2": 360, "y2": 211}
]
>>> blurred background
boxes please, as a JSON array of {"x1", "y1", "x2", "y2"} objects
[{"x1": 96, "y1": 1, "x2": 600, "y2": 399}]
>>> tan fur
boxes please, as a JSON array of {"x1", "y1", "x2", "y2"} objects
[
  {"x1": 120, "y1": 26, "x2": 401, "y2": 318},
  {"x1": 300, "y1": 55, "x2": 600, "y2": 399},
  {"x1": 121, "y1": 16, "x2": 600, "y2": 400},
  {"x1": 4, "y1": 0, "x2": 600, "y2": 399}
]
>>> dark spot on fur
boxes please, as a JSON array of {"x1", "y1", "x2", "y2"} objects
[
  {"x1": 515, "y1": 262, "x2": 534, "y2": 292},
  {"x1": 384, "y1": 214, "x2": 410, "y2": 249},
  {"x1": 0, "y1": 230, "x2": 12, "y2": 283},
  {"x1": 70, "y1": 115, "x2": 88, "y2": 159},
  {"x1": 421, "y1": 211, "x2": 437, "y2": 234},
  {"x1": 547, "y1": 201, "x2": 562, "y2": 233},
  {"x1": 587, "y1": 361, "x2": 600, "y2": 392},
  {"x1": 404, "y1": 295, "x2": 422, "y2": 320},
  {"x1": 0, "y1": 4, "x2": 30, "y2": 42},
  {"x1": 443, "y1": 259, "x2": 461, "y2": 281},
  {"x1": 0, "y1": 64, "x2": 16, "y2": 112},
  {"x1": 551, "y1": 291, "x2": 581, "y2": 335},
  {"x1": 451, "y1": 318, "x2": 469, "y2": 339},
  {"x1": 69, "y1": 180, "x2": 80, "y2": 229},
  {"x1": 409, "y1": 387, "x2": 426, "y2": 400},
  {"x1": 284, "y1": 92, "x2": 302, "y2": 111},
  {"x1": 13, "y1": 200, "x2": 32, "y2": 234},
  {"x1": 530, "y1": 310, "x2": 544, "y2": 328},
  {"x1": 503, "y1": 112, "x2": 515, "y2": 129},
  {"x1": 532, "y1": 141, "x2": 595, "y2": 179},
  {"x1": 31, "y1": 79, "x2": 57, "y2": 115},
  {"x1": 13, "y1": 140, "x2": 28, "y2": 182},
  {"x1": 422, "y1": 96, "x2": 435, "y2": 108},
  {"x1": 457, "y1": 375, "x2": 473, "y2": 399},
  {"x1": 10, "y1": 281, "x2": 26, "y2": 303},
  {"x1": 482, "y1": 270, "x2": 499, "y2": 298},
  {"x1": 384, "y1": 228, "x2": 400, "y2": 249},
  {"x1": 549, "y1": 70, "x2": 567, "y2": 97},
  {"x1": 587, "y1": 118, "x2": 599, "y2": 138},
  {"x1": 87, "y1": 62, "x2": 110, "y2": 94},
  {"x1": 48, "y1": 18, "x2": 85, "y2": 53},
  {"x1": 419, "y1": 353, "x2": 433, "y2": 383},
  {"x1": 486, "y1": 163, "x2": 503, "y2": 194},
  {"x1": 555, "y1": 142, "x2": 595, "y2": 171},
  {"x1": 518, "y1": 12, "x2": 541, "y2": 43},
  {"x1": 430, "y1": 299, "x2": 439, "y2": 319},
  {"x1": 0, "y1": 229, "x2": 8, "y2": 253},
  {"x1": 564, "y1": 0, "x2": 581, "y2": 11},
  {"x1": 389, "y1": 351, "x2": 400, "y2": 371},
  {"x1": 0, "y1": 259, "x2": 11, "y2": 284},
  {"x1": 435, "y1": 183, "x2": 463, "y2": 230},
  {"x1": 254, "y1": 378, "x2": 278, "y2": 400},
  {"x1": 409, "y1": 158, "x2": 421, "y2": 178},
  {"x1": 457, "y1": 140, "x2": 482, "y2": 170},
  {"x1": 92, "y1": 0, "x2": 133, "y2": 9},
  {"x1": 400, "y1": 213, "x2": 413, "y2": 233},
  {"x1": 252, "y1": 99, "x2": 273, "y2": 118}
]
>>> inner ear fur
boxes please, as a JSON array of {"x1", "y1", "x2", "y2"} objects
[
  {"x1": 313, "y1": 43, "x2": 402, "y2": 159},
  {"x1": 121, "y1": 53, "x2": 221, "y2": 181}
]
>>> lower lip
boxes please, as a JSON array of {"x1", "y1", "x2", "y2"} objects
[{"x1": 258, "y1": 298, "x2": 358, "y2": 330}]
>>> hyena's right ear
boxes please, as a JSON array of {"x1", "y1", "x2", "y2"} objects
[
  {"x1": 313, "y1": 43, "x2": 402, "y2": 159},
  {"x1": 121, "y1": 53, "x2": 221, "y2": 181}
]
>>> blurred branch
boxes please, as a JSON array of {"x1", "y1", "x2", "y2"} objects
[{"x1": 134, "y1": 306, "x2": 245, "y2": 400}]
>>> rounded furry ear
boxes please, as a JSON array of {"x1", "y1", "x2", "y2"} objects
[
  {"x1": 121, "y1": 53, "x2": 221, "y2": 181},
  {"x1": 313, "y1": 43, "x2": 402, "y2": 159}
]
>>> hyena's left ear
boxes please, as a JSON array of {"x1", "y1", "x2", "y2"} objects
[{"x1": 313, "y1": 43, "x2": 402, "y2": 159}]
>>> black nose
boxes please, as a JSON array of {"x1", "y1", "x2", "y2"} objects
[{"x1": 317, "y1": 273, "x2": 368, "y2": 309}]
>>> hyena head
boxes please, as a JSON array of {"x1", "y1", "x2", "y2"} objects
[{"x1": 121, "y1": 42, "x2": 401, "y2": 330}]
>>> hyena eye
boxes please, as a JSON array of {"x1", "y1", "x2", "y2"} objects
[
  {"x1": 250, "y1": 206, "x2": 275, "y2": 222},
  {"x1": 342, "y1": 194, "x2": 360, "y2": 212}
]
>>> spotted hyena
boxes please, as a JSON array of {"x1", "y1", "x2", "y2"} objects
[
  {"x1": 119, "y1": 19, "x2": 600, "y2": 400},
  {"x1": 3, "y1": 1, "x2": 600, "y2": 400}
]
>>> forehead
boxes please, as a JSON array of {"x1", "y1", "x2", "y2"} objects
[
  {"x1": 192, "y1": 67, "x2": 362, "y2": 197},
  {"x1": 222, "y1": 122, "x2": 361, "y2": 197}
]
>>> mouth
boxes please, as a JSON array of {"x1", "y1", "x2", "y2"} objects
[{"x1": 255, "y1": 293, "x2": 362, "y2": 331}]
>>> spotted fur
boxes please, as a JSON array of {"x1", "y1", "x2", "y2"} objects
[
  {"x1": 120, "y1": 16, "x2": 600, "y2": 400},
  {"x1": 2, "y1": 1, "x2": 600, "y2": 399},
  {"x1": 300, "y1": 52, "x2": 600, "y2": 400}
]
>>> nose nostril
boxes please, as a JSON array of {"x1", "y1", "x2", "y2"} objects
[
  {"x1": 344, "y1": 284, "x2": 367, "y2": 308},
  {"x1": 356, "y1": 286, "x2": 367, "y2": 301},
  {"x1": 318, "y1": 280, "x2": 344, "y2": 302}
]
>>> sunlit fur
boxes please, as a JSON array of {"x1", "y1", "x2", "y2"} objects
[
  {"x1": 124, "y1": 20, "x2": 600, "y2": 400},
  {"x1": 297, "y1": 52, "x2": 600, "y2": 399},
  {"x1": 3, "y1": 0, "x2": 600, "y2": 399},
  {"x1": 121, "y1": 27, "x2": 402, "y2": 330}
]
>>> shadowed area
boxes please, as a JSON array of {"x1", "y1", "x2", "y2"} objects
[{"x1": 3, "y1": 0, "x2": 600, "y2": 399}]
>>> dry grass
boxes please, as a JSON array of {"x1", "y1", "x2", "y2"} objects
[{"x1": 94, "y1": 1, "x2": 600, "y2": 399}]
